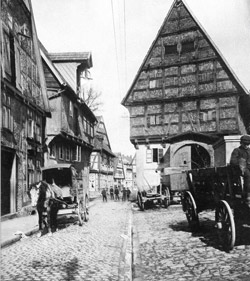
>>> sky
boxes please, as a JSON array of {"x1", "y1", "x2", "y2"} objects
[{"x1": 31, "y1": 0, "x2": 250, "y2": 157}]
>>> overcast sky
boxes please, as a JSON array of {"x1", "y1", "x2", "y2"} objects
[{"x1": 32, "y1": 0, "x2": 250, "y2": 156}]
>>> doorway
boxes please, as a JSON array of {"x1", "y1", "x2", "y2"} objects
[{"x1": 1, "y1": 150, "x2": 15, "y2": 215}]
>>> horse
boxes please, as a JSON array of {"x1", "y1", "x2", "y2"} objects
[{"x1": 28, "y1": 181, "x2": 62, "y2": 237}]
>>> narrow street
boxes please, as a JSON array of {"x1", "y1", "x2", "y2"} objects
[
  {"x1": 132, "y1": 204, "x2": 250, "y2": 281},
  {"x1": 2, "y1": 200, "x2": 250, "y2": 281},
  {"x1": 1, "y1": 199, "x2": 132, "y2": 281}
]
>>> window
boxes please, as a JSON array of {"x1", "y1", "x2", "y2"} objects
[
  {"x1": 73, "y1": 145, "x2": 81, "y2": 162},
  {"x1": 27, "y1": 119, "x2": 34, "y2": 138},
  {"x1": 146, "y1": 148, "x2": 163, "y2": 163},
  {"x1": 50, "y1": 144, "x2": 56, "y2": 158},
  {"x1": 3, "y1": 31, "x2": 12, "y2": 77},
  {"x1": 146, "y1": 149, "x2": 152, "y2": 163},
  {"x1": 200, "y1": 110, "x2": 216, "y2": 122},
  {"x1": 69, "y1": 101, "x2": 73, "y2": 117},
  {"x1": 165, "y1": 44, "x2": 177, "y2": 55},
  {"x1": 181, "y1": 41, "x2": 195, "y2": 53},
  {"x1": 2, "y1": 93, "x2": 13, "y2": 130},
  {"x1": 146, "y1": 115, "x2": 162, "y2": 127},
  {"x1": 59, "y1": 145, "x2": 64, "y2": 159},
  {"x1": 66, "y1": 146, "x2": 70, "y2": 161},
  {"x1": 35, "y1": 115, "x2": 42, "y2": 143},
  {"x1": 77, "y1": 146, "x2": 81, "y2": 162},
  {"x1": 149, "y1": 80, "x2": 156, "y2": 88},
  {"x1": 15, "y1": 45, "x2": 22, "y2": 89},
  {"x1": 90, "y1": 124, "x2": 94, "y2": 137},
  {"x1": 82, "y1": 116, "x2": 88, "y2": 132}
]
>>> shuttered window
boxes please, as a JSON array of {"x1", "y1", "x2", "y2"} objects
[{"x1": 146, "y1": 148, "x2": 163, "y2": 163}]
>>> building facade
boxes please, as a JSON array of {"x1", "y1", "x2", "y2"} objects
[
  {"x1": 1, "y1": 0, "x2": 50, "y2": 216},
  {"x1": 122, "y1": 155, "x2": 133, "y2": 190},
  {"x1": 122, "y1": 0, "x2": 250, "y2": 192},
  {"x1": 113, "y1": 153, "x2": 125, "y2": 190},
  {"x1": 89, "y1": 116, "x2": 115, "y2": 194},
  {"x1": 41, "y1": 48, "x2": 97, "y2": 195}
]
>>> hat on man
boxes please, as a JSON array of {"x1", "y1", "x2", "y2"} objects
[{"x1": 240, "y1": 135, "x2": 250, "y2": 144}]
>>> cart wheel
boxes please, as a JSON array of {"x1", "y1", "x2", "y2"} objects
[
  {"x1": 137, "y1": 193, "x2": 145, "y2": 211},
  {"x1": 215, "y1": 200, "x2": 236, "y2": 251},
  {"x1": 162, "y1": 187, "x2": 171, "y2": 208},
  {"x1": 183, "y1": 191, "x2": 199, "y2": 230},
  {"x1": 77, "y1": 200, "x2": 84, "y2": 226}
]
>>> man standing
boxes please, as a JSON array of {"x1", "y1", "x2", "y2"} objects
[
  {"x1": 127, "y1": 188, "x2": 131, "y2": 201},
  {"x1": 114, "y1": 186, "x2": 120, "y2": 201},
  {"x1": 101, "y1": 188, "x2": 107, "y2": 202},
  {"x1": 110, "y1": 187, "x2": 114, "y2": 200},
  {"x1": 230, "y1": 135, "x2": 250, "y2": 207},
  {"x1": 122, "y1": 187, "x2": 126, "y2": 201}
]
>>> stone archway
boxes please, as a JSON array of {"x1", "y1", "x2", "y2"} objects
[{"x1": 170, "y1": 142, "x2": 211, "y2": 191}]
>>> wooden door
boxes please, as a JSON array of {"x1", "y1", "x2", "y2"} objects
[{"x1": 170, "y1": 145, "x2": 191, "y2": 191}]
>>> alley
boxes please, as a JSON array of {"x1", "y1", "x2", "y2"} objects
[
  {"x1": 1, "y1": 199, "x2": 132, "y2": 281},
  {"x1": 132, "y1": 204, "x2": 250, "y2": 281}
]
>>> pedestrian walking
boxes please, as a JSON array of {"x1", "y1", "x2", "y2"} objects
[
  {"x1": 127, "y1": 188, "x2": 131, "y2": 201},
  {"x1": 122, "y1": 187, "x2": 126, "y2": 201},
  {"x1": 101, "y1": 188, "x2": 107, "y2": 202},
  {"x1": 114, "y1": 186, "x2": 120, "y2": 201},
  {"x1": 110, "y1": 187, "x2": 114, "y2": 200}
]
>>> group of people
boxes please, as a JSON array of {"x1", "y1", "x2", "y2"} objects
[{"x1": 101, "y1": 186, "x2": 131, "y2": 202}]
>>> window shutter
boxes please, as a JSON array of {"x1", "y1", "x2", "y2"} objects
[
  {"x1": 146, "y1": 149, "x2": 152, "y2": 163},
  {"x1": 158, "y1": 149, "x2": 163, "y2": 162}
]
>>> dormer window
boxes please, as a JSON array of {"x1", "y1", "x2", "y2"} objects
[
  {"x1": 165, "y1": 44, "x2": 177, "y2": 55},
  {"x1": 181, "y1": 41, "x2": 195, "y2": 53}
]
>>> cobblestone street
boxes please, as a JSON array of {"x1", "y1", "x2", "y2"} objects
[
  {"x1": 1, "y1": 199, "x2": 132, "y2": 281},
  {"x1": 2, "y1": 201, "x2": 250, "y2": 281},
  {"x1": 133, "y1": 204, "x2": 250, "y2": 281}
]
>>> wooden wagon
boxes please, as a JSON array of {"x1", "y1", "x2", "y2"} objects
[
  {"x1": 182, "y1": 164, "x2": 249, "y2": 251},
  {"x1": 42, "y1": 164, "x2": 89, "y2": 226},
  {"x1": 137, "y1": 167, "x2": 186, "y2": 211}
]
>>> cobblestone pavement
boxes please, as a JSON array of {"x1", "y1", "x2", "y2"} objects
[
  {"x1": 132, "y1": 204, "x2": 250, "y2": 281},
  {"x1": 1, "y1": 199, "x2": 132, "y2": 281}
]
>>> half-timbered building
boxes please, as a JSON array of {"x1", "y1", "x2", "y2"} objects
[
  {"x1": 121, "y1": 0, "x2": 250, "y2": 192},
  {"x1": 41, "y1": 47, "x2": 97, "y2": 195},
  {"x1": 89, "y1": 116, "x2": 116, "y2": 194},
  {"x1": 1, "y1": 0, "x2": 50, "y2": 217},
  {"x1": 113, "y1": 153, "x2": 125, "y2": 190}
]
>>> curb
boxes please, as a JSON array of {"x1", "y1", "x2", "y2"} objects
[
  {"x1": 1, "y1": 198, "x2": 98, "y2": 249},
  {"x1": 132, "y1": 224, "x2": 143, "y2": 281},
  {"x1": 119, "y1": 205, "x2": 133, "y2": 281},
  {"x1": 1, "y1": 226, "x2": 40, "y2": 249}
]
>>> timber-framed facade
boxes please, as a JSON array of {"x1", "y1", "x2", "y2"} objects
[{"x1": 122, "y1": 0, "x2": 250, "y2": 191}]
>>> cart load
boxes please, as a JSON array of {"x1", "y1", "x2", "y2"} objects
[{"x1": 182, "y1": 164, "x2": 249, "y2": 251}]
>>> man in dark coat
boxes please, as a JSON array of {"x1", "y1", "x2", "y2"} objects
[
  {"x1": 122, "y1": 187, "x2": 126, "y2": 201},
  {"x1": 127, "y1": 188, "x2": 131, "y2": 201},
  {"x1": 114, "y1": 187, "x2": 120, "y2": 201},
  {"x1": 101, "y1": 188, "x2": 107, "y2": 202},
  {"x1": 110, "y1": 187, "x2": 114, "y2": 200},
  {"x1": 230, "y1": 135, "x2": 250, "y2": 207}
]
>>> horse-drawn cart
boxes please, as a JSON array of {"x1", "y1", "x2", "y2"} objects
[
  {"x1": 137, "y1": 167, "x2": 186, "y2": 211},
  {"x1": 182, "y1": 164, "x2": 249, "y2": 251},
  {"x1": 42, "y1": 164, "x2": 89, "y2": 226}
]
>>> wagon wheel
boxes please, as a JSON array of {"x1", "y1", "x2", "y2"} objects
[
  {"x1": 215, "y1": 200, "x2": 236, "y2": 251},
  {"x1": 137, "y1": 192, "x2": 145, "y2": 211},
  {"x1": 162, "y1": 187, "x2": 171, "y2": 208},
  {"x1": 77, "y1": 200, "x2": 85, "y2": 226},
  {"x1": 183, "y1": 191, "x2": 199, "y2": 231}
]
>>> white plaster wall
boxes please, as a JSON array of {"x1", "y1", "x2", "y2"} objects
[{"x1": 136, "y1": 144, "x2": 168, "y2": 191}]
